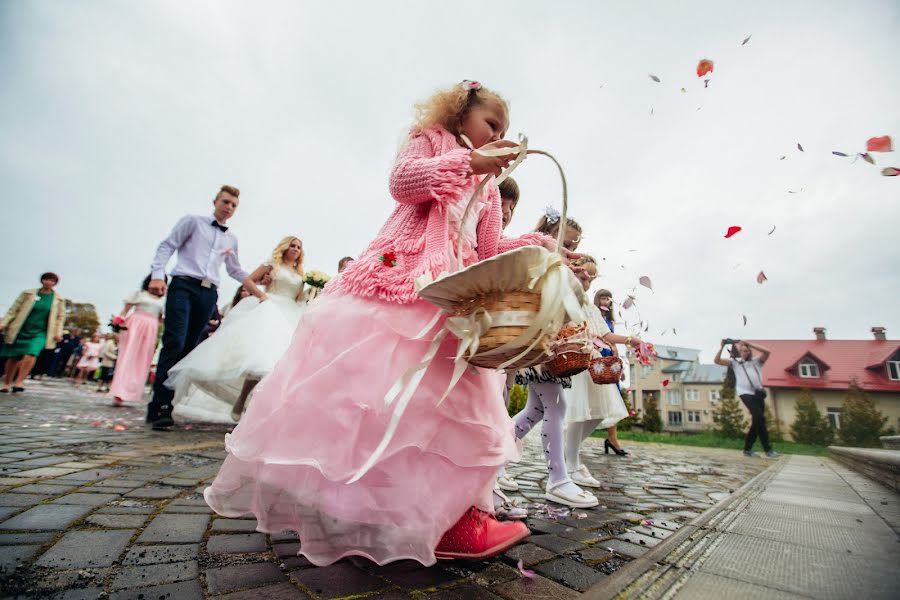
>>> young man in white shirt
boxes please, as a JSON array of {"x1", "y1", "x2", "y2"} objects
[
  {"x1": 714, "y1": 339, "x2": 779, "y2": 458},
  {"x1": 146, "y1": 185, "x2": 249, "y2": 430}
]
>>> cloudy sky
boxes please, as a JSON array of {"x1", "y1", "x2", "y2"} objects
[{"x1": 1, "y1": 0, "x2": 898, "y2": 362}]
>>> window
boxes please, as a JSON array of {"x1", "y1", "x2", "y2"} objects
[
  {"x1": 640, "y1": 364, "x2": 652, "y2": 379},
  {"x1": 827, "y1": 407, "x2": 842, "y2": 429},
  {"x1": 686, "y1": 410, "x2": 702, "y2": 423},
  {"x1": 888, "y1": 361, "x2": 900, "y2": 381},
  {"x1": 709, "y1": 390, "x2": 721, "y2": 403},
  {"x1": 668, "y1": 411, "x2": 683, "y2": 426},
  {"x1": 685, "y1": 389, "x2": 699, "y2": 402},
  {"x1": 666, "y1": 390, "x2": 682, "y2": 405},
  {"x1": 798, "y1": 358, "x2": 820, "y2": 378}
]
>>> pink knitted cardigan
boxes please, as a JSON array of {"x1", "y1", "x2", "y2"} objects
[{"x1": 328, "y1": 125, "x2": 553, "y2": 304}]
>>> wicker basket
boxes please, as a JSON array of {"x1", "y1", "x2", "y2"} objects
[
  {"x1": 589, "y1": 355, "x2": 623, "y2": 384},
  {"x1": 417, "y1": 142, "x2": 588, "y2": 371},
  {"x1": 546, "y1": 323, "x2": 592, "y2": 377}
]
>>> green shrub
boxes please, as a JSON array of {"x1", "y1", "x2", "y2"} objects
[
  {"x1": 838, "y1": 381, "x2": 887, "y2": 448},
  {"x1": 789, "y1": 390, "x2": 833, "y2": 446}
]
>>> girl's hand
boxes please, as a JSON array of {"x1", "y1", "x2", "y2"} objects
[
  {"x1": 258, "y1": 293, "x2": 269, "y2": 303},
  {"x1": 469, "y1": 140, "x2": 520, "y2": 177},
  {"x1": 627, "y1": 335, "x2": 643, "y2": 348}
]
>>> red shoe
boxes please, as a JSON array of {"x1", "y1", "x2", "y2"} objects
[{"x1": 434, "y1": 507, "x2": 530, "y2": 560}]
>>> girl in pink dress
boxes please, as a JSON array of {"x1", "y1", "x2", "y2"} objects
[
  {"x1": 109, "y1": 275, "x2": 165, "y2": 405},
  {"x1": 204, "y1": 81, "x2": 564, "y2": 566}
]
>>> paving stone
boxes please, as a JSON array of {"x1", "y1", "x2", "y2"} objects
[
  {"x1": 85, "y1": 513, "x2": 149, "y2": 528},
  {"x1": 206, "y1": 561, "x2": 284, "y2": 594},
  {"x1": 291, "y1": 562, "x2": 388, "y2": 598},
  {"x1": 0, "y1": 503, "x2": 92, "y2": 530},
  {"x1": 137, "y1": 513, "x2": 210, "y2": 543},
  {"x1": 123, "y1": 543, "x2": 200, "y2": 566},
  {"x1": 503, "y1": 542, "x2": 556, "y2": 567},
  {"x1": 282, "y1": 555, "x2": 315, "y2": 569},
  {"x1": 211, "y1": 517, "x2": 259, "y2": 532},
  {"x1": 525, "y1": 518, "x2": 573, "y2": 535},
  {"x1": 274, "y1": 541, "x2": 301, "y2": 558},
  {"x1": 111, "y1": 559, "x2": 199, "y2": 590},
  {"x1": 207, "y1": 532, "x2": 268, "y2": 554},
  {"x1": 0, "y1": 543, "x2": 41, "y2": 571},
  {"x1": 48, "y1": 492, "x2": 119, "y2": 507},
  {"x1": 4, "y1": 483, "x2": 79, "y2": 495},
  {"x1": 216, "y1": 582, "x2": 312, "y2": 599},
  {"x1": 94, "y1": 505, "x2": 156, "y2": 515},
  {"x1": 374, "y1": 559, "x2": 461, "y2": 589},
  {"x1": 9, "y1": 466, "x2": 81, "y2": 478},
  {"x1": 0, "y1": 531, "x2": 56, "y2": 544},
  {"x1": 36, "y1": 529, "x2": 134, "y2": 568},
  {"x1": 0, "y1": 505, "x2": 21, "y2": 521},
  {"x1": 160, "y1": 504, "x2": 212, "y2": 514},
  {"x1": 528, "y1": 534, "x2": 582, "y2": 554},
  {"x1": 577, "y1": 547, "x2": 616, "y2": 564},
  {"x1": 109, "y1": 579, "x2": 204, "y2": 600},
  {"x1": 602, "y1": 538, "x2": 649, "y2": 559},
  {"x1": 125, "y1": 484, "x2": 184, "y2": 499},
  {"x1": 0, "y1": 492, "x2": 51, "y2": 506},
  {"x1": 617, "y1": 530, "x2": 662, "y2": 547},
  {"x1": 491, "y1": 573, "x2": 579, "y2": 599},
  {"x1": 533, "y1": 557, "x2": 606, "y2": 592},
  {"x1": 54, "y1": 468, "x2": 125, "y2": 482}
]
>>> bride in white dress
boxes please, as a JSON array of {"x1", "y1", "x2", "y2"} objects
[{"x1": 168, "y1": 236, "x2": 309, "y2": 424}]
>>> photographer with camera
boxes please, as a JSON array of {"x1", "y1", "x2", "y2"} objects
[{"x1": 714, "y1": 339, "x2": 779, "y2": 458}]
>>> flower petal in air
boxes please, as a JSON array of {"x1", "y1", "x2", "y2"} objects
[
  {"x1": 866, "y1": 136, "x2": 893, "y2": 153},
  {"x1": 696, "y1": 59, "x2": 714, "y2": 77},
  {"x1": 756, "y1": 271, "x2": 768, "y2": 284},
  {"x1": 724, "y1": 226, "x2": 742, "y2": 238}
]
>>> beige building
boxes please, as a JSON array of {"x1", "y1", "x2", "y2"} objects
[
  {"x1": 746, "y1": 327, "x2": 900, "y2": 440},
  {"x1": 626, "y1": 345, "x2": 727, "y2": 432}
]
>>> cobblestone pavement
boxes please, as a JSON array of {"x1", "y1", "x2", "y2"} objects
[{"x1": 0, "y1": 381, "x2": 769, "y2": 599}]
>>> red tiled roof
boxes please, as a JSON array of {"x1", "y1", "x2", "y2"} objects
[{"x1": 745, "y1": 339, "x2": 900, "y2": 392}]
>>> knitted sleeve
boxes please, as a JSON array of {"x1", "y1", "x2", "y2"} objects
[
  {"x1": 497, "y1": 231, "x2": 555, "y2": 254},
  {"x1": 389, "y1": 134, "x2": 473, "y2": 206}
]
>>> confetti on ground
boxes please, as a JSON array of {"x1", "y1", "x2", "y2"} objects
[
  {"x1": 696, "y1": 59, "x2": 714, "y2": 77},
  {"x1": 724, "y1": 226, "x2": 742, "y2": 238},
  {"x1": 768, "y1": 225, "x2": 776, "y2": 235},
  {"x1": 113, "y1": 424, "x2": 126, "y2": 432},
  {"x1": 866, "y1": 136, "x2": 893, "y2": 152},
  {"x1": 517, "y1": 559, "x2": 536, "y2": 578},
  {"x1": 757, "y1": 271, "x2": 768, "y2": 284},
  {"x1": 639, "y1": 275, "x2": 653, "y2": 290},
  {"x1": 797, "y1": 143, "x2": 804, "y2": 152},
  {"x1": 882, "y1": 167, "x2": 900, "y2": 176},
  {"x1": 649, "y1": 74, "x2": 661, "y2": 83},
  {"x1": 741, "y1": 34, "x2": 752, "y2": 46}
]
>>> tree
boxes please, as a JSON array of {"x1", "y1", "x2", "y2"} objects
[
  {"x1": 789, "y1": 389, "x2": 833, "y2": 446},
  {"x1": 642, "y1": 393, "x2": 663, "y2": 433},
  {"x1": 838, "y1": 381, "x2": 888, "y2": 448},
  {"x1": 64, "y1": 300, "x2": 100, "y2": 335},
  {"x1": 617, "y1": 392, "x2": 639, "y2": 431},
  {"x1": 764, "y1": 404, "x2": 785, "y2": 443},
  {"x1": 712, "y1": 367, "x2": 747, "y2": 438},
  {"x1": 507, "y1": 384, "x2": 528, "y2": 417}
]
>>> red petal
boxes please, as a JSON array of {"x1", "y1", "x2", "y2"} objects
[
  {"x1": 866, "y1": 136, "x2": 893, "y2": 153},
  {"x1": 662, "y1": 379, "x2": 670, "y2": 387},
  {"x1": 724, "y1": 226, "x2": 742, "y2": 238},
  {"x1": 756, "y1": 271, "x2": 768, "y2": 284},
  {"x1": 882, "y1": 167, "x2": 900, "y2": 176},
  {"x1": 696, "y1": 59, "x2": 714, "y2": 77}
]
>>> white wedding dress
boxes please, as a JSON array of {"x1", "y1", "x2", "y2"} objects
[{"x1": 168, "y1": 264, "x2": 308, "y2": 423}]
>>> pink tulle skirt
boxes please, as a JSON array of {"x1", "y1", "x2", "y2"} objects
[
  {"x1": 109, "y1": 310, "x2": 158, "y2": 402},
  {"x1": 203, "y1": 292, "x2": 520, "y2": 566}
]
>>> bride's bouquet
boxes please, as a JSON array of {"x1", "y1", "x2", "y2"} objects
[
  {"x1": 108, "y1": 315, "x2": 128, "y2": 333},
  {"x1": 303, "y1": 270, "x2": 331, "y2": 289}
]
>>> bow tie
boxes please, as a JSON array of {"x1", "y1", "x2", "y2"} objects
[{"x1": 210, "y1": 220, "x2": 228, "y2": 232}]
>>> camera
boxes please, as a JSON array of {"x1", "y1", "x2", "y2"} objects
[{"x1": 722, "y1": 338, "x2": 737, "y2": 345}]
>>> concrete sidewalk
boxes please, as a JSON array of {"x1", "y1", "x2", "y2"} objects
[{"x1": 585, "y1": 455, "x2": 900, "y2": 599}]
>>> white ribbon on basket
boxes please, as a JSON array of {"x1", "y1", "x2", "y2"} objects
[{"x1": 347, "y1": 136, "x2": 575, "y2": 485}]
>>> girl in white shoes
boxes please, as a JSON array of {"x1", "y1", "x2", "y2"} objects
[{"x1": 565, "y1": 264, "x2": 644, "y2": 488}]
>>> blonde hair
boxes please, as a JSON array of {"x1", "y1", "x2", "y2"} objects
[
  {"x1": 534, "y1": 213, "x2": 583, "y2": 248},
  {"x1": 218, "y1": 184, "x2": 240, "y2": 199},
  {"x1": 270, "y1": 236, "x2": 304, "y2": 277},
  {"x1": 413, "y1": 82, "x2": 508, "y2": 137}
]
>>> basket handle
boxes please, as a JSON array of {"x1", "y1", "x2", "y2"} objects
[{"x1": 455, "y1": 136, "x2": 568, "y2": 271}]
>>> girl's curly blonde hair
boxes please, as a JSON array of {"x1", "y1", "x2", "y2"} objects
[
  {"x1": 413, "y1": 81, "x2": 508, "y2": 137},
  {"x1": 270, "y1": 235, "x2": 304, "y2": 277}
]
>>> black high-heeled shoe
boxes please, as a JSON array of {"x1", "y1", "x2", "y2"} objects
[{"x1": 605, "y1": 438, "x2": 628, "y2": 456}]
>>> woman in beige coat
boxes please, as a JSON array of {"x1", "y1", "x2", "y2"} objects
[{"x1": 1, "y1": 273, "x2": 66, "y2": 393}]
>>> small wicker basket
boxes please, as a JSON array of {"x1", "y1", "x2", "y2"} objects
[
  {"x1": 546, "y1": 323, "x2": 592, "y2": 377},
  {"x1": 589, "y1": 355, "x2": 624, "y2": 384}
]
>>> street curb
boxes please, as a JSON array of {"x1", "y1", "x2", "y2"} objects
[{"x1": 580, "y1": 456, "x2": 788, "y2": 600}]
